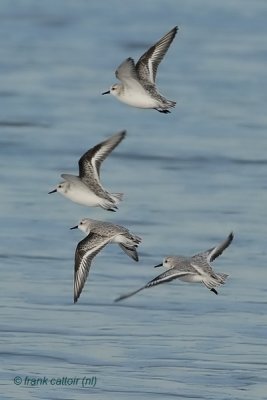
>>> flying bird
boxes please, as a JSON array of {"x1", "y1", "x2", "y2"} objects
[
  {"x1": 48, "y1": 131, "x2": 126, "y2": 211},
  {"x1": 115, "y1": 232, "x2": 233, "y2": 302},
  {"x1": 102, "y1": 26, "x2": 178, "y2": 113},
  {"x1": 71, "y1": 218, "x2": 142, "y2": 303}
]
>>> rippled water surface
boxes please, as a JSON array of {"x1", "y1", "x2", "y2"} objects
[{"x1": 1, "y1": 1, "x2": 267, "y2": 399}]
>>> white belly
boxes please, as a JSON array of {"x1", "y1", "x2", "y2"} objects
[
  {"x1": 119, "y1": 89, "x2": 158, "y2": 108},
  {"x1": 62, "y1": 185, "x2": 101, "y2": 207}
]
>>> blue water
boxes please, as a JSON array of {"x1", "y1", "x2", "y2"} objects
[{"x1": 1, "y1": 0, "x2": 267, "y2": 399}]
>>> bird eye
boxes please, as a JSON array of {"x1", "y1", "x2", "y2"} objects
[
  {"x1": 58, "y1": 185, "x2": 62, "y2": 188},
  {"x1": 80, "y1": 221, "x2": 83, "y2": 225}
]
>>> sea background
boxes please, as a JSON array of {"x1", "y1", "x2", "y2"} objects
[{"x1": 0, "y1": 0, "x2": 267, "y2": 399}]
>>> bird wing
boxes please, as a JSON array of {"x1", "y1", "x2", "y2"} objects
[
  {"x1": 192, "y1": 232, "x2": 234, "y2": 264},
  {"x1": 145, "y1": 267, "x2": 195, "y2": 288},
  {"x1": 115, "y1": 57, "x2": 139, "y2": 84},
  {"x1": 136, "y1": 26, "x2": 178, "y2": 84},
  {"x1": 208, "y1": 232, "x2": 234, "y2": 262},
  {"x1": 74, "y1": 233, "x2": 111, "y2": 303},
  {"x1": 114, "y1": 267, "x2": 192, "y2": 302},
  {"x1": 78, "y1": 130, "x2": 126, "y2": 186}
]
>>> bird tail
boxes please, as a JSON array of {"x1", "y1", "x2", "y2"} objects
[
  {"x1": 202, "y1": 272, "x2": 229, "y2": 293},
  {"x1": 216, "y1": 273, "x2": 229, "y2": 284},
  {"x1": 111, "y1": 192, "x2": 124, "y2": 204},
  {"x1": 101, "y1": 192, "x2": 123, "y2": 211},
  {"x1": 202, "y1": 275, "x2": 222, "y2": 290},
  {"x1": 130, "y1": 234, "x2": 142, "y2": 245},
  {"x1": 166, "y1": 100, "x2": 176, "y2": 108}
]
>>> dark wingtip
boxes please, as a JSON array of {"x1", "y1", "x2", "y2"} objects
[
  {"x1": 210, "y1": 288, "x2": 218, "y2": 295},
  {"x1": 120, "y1": 130, "x2": 127, "y2": 139},
  {"x1": 229, "y1": 231, "x2": 234, "y2": 241},
  {"x1": 166, "y1": 26, "x2": 179, "y2": 39}
]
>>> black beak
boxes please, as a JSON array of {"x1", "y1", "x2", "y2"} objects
[
  {"x1": 102, "y1": 90, "x2": 110, "y2": 95},
  {"x1": 48, "y1": 189, "x2": 57, "y2": 194},
  {"x1": 70, "y1": 225, "x2": 78, "y2": 230},
  {"x1": 154, "y1": 263, "x2": 163, "y2": 268}
]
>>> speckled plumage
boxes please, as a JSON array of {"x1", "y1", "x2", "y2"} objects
[
  {"x1": 71, "y1": 218, "x2": 142, "y2": 303},
  {"x1": 115, "y1": 233, "x2": 233, "y2": 302}
]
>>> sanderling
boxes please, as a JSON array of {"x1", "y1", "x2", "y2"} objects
[
  {"x1": 48, "y1": 131, "x2": 126, "y2": 211},
  {"x1": 71, "y1": 218, "x2": 142, "y2": 262},
  {"x1": 71, "y1": 218, "x2": 142, "y2": 303},
  {"x1": 102, "y1": 26, "x2": 178, "y2": 113},
  {"x1": 115, "y1": 232, "x2": 233, "y2": 302}
]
